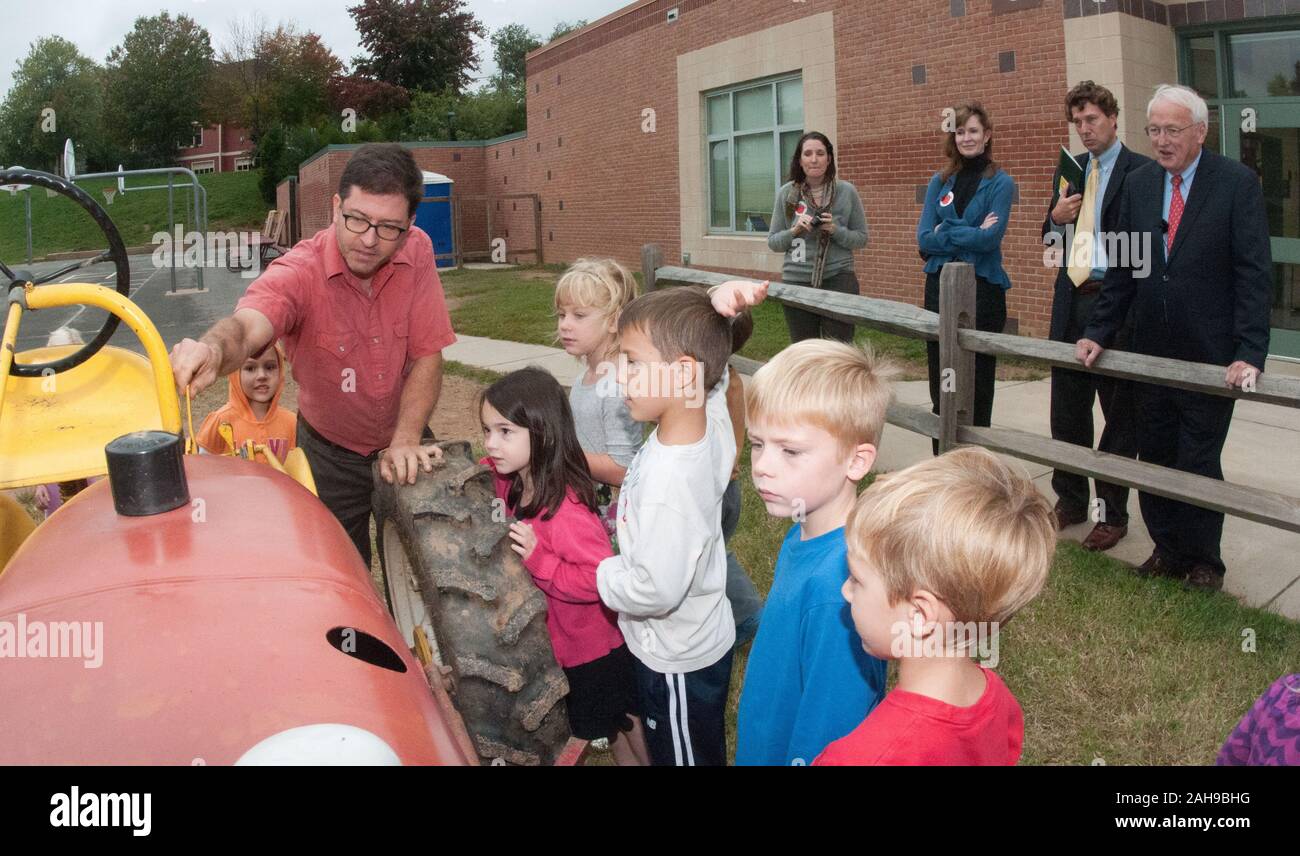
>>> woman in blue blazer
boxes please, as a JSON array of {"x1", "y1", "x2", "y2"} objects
[{"x1": 916, "y1": 102, "x2": 1014, "y2": 453}]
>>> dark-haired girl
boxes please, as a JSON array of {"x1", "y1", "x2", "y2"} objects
[
  {"x1": 479, "y1": 367, "x2": 649, "y2": 765},
  {"x1": 767, "y1": 131, "x2": 869, "y2": 343}
]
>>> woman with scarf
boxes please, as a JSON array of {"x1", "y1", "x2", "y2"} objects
[
  {"x1": 767, "y1": 131, "x2": 868, "y2": 343},
  {"x1": 916, "y1": 102, "x2": 1015, "y2": 454}
]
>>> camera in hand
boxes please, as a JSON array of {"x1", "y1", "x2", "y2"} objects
[{"x1": 795, "y1": 200, "x2": 831, "y2": 225}]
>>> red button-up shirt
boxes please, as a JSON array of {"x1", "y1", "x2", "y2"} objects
[{"x1": 236, "y1": 225, "x2": 456, "y2": 456}]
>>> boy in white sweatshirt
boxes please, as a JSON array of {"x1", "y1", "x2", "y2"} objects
[{"x1": 595, "y1": 284, "x2": 747, "y2": 766}]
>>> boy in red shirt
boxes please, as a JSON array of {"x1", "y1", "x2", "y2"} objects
[{"x1": 815, "y1": 447, "x2": 1055, "y2": 766}]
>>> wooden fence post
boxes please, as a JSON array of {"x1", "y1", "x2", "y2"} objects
[
  {"x1": 641, "y1": 244, "x2": 663, "y2": 292},
  {"x1": 938, "y1": 262, "x2": 977, "y2": 453}
]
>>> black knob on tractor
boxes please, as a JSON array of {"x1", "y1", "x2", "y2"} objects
[{"x1": 105, "y1": 431, "x2": 190, "y2": 517}]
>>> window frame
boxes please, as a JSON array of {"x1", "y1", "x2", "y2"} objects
[
  {"x1": 1178, "y1": 19, "x2": 1300, "y2": 151},
  {"x1": 704, "y1": 73, "x2": 804, "y2": 236}
]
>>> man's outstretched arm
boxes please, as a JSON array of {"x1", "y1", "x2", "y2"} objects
[{"x1": 170, "y1": 308, "x2": 275, "y2": 394}]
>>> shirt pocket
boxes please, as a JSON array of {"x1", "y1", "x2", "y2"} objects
[
  {"x1": 317, "y1": 329, "x2": 360, "y2": 361},
  {"x1": 316, "y1": 329, "x2": 361, "y2": 389}
]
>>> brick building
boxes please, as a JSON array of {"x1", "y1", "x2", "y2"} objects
[
  {"x1": 285, "y1": 0, "x2": 1300, "y2": 354},
  {"x1": 176, "y1": 123, "x2": 256, "y2": 175}
]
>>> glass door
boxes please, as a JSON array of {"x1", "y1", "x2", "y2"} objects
[
  {"x1": 1184, "y1": 24, "x2": 1300, "y2": 358},
  {"x1": 1225, "y1": 101, "x2": 1300, "y2": 359}
]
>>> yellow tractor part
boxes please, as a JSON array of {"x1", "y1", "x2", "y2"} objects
[
  {"x1": 0, "y1": 491, "x2": 37, "y2": 573},
  {"x1": 0, "y1": 283, "x2": 180, "y2": 490},
  {"x1": 1, "y1": 280, "x2": 318, "y2": 496}
]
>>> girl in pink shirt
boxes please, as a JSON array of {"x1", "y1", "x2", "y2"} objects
[{"x1": 480, "y1": 368, "x2": 649, "y2": 766}]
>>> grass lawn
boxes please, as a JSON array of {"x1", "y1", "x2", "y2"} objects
[
  {"x1": 0, "y1": 170, "x2": 267, "y2": 261},
  {"x1": 441, "y1": 264, "x2": 1049, "y2": 382}
]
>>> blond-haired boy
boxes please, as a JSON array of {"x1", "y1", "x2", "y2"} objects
[
  {"x1": 815, "y1": 446, "x2": 1054, "y2": 765},
  {"x1": 734, "y1": 338, "x2": 899, "y2": 765}
]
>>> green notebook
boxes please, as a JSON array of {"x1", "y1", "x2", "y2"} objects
[{"x1": 1057, "y1": 146, "x2": 1085, "y2": 197}]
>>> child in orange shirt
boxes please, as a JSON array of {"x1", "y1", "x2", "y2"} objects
[{"x1": 197, "y1": 342, "x2": 297, "y2": 464}]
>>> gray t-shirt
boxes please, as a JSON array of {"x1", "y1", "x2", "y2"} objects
[{"x1": 569, "y1": 366, "x2": 643, "y2": 470}]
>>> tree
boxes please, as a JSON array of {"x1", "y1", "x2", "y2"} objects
[
  {"x1": 255, "y1": 117, "x2": 385, "y2": 203},
  {"x1": 210, "y1": 18, "x2": 343, "y2": 138},
  {"x1": 549, "y1": 20, "x2": 588, "y2": 42},
  {"x1": 0, "y1": 37, "x2": 115, "y2": 172},
  {"x1": 103, "y1": 13, "x2": 214, "y2": 167},
  {"x1": 328, "y1": 75, "x2": 411, "y2": 123},
  {"x1": 490, "y1": 24, "x2": 541, "y2": 94},
  {"x1": 348, "y1": 0, "x2": 486, "y2": 94},
  {"x1": 405, "y1": 88, "x2": 523, "y2": 142}
]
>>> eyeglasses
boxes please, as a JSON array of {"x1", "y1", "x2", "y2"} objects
[
  {"x1": 341, "y1": 212, "x2": 408, "y2": 241},
  {"x1": 1144, "y1": 124, "x2": 1196, "y2": 140}
]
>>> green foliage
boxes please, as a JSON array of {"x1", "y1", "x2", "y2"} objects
[
  {"x1": 405, "y1": 88, "x2": 524, "y2": 142},
  {"x1": 255, "y1": 118, "x2": 386, "y2": 203},
  {"x1": 348, "y1": 0, "x2": 486, "y2": 94},
  {"x1": 209, "y1": 22, "x2": 344, "y2": 137},
  {"x1": 548, "y1": 20, "x2": 589, "y2": 42},
  {"x1": 490, "y1": 24, "x2": 542, "y2": 94},
  {"x1": 0, "y1": 37, "x2": 115, "y2": 172},
  {"x1": 103, "y1": 13, "x2": 214, "y2": 168}
]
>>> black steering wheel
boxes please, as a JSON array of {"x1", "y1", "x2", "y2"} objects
[{"x1": 1, "y1": 167, "x2": 131, "y2": 377}]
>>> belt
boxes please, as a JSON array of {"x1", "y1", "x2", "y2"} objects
[
  {"x1": 1075, "y1": 279, "x2": 1104, "y2": 296},
  {"x1": 299, "y1": 415, "x2": 380, "y2": 461}
]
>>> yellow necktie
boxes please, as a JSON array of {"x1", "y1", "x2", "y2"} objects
[{"x1": 1068, "y1": 157, "x2": 1100, "y2": 287}]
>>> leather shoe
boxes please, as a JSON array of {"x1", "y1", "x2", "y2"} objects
[
  {"x1": 1134, "y1": 550, "x2": 1184, "y2": 580},
  {"x1": 1081, "y1": 522, "x2": 1127, "y2": 552},
  {"x1": 1053, "y1": 502, "x2": 1088, "y2": 531},
  {"x1": 1184, "y1": 563, "x2": 1225, "y2": 593}
]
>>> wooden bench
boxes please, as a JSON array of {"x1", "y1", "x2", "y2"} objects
[{"x1": 228, "y1": 210, "x2": 290, "y2": 272}]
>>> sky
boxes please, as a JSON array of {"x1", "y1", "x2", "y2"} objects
[{"x1": 1, "y1": 0, "x2": 631, "y2": 100}]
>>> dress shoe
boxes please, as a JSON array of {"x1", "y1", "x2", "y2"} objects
[
  {"x1": 1134, "y1": 550, "x2": 1184, "y2": 580},
  {"x1": 1053, "y1": 502, "x2": 1088, "y2": 531},
  {"x1": 1184, "y1": 563, "x2": 1225, "y2": 593},
  {"x1": 1081, "y1": 522, "x2": 1127, "y2": 552}
]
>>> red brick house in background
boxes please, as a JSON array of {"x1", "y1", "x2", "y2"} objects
[
  {"x1": 176, "y1": 123, "x2": 256, "y2": 175},
  {"x1": 279, "y1": 0, "x2": 1300, "y2": 355}
]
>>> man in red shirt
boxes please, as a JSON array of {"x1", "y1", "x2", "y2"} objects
[{"x1": 171, "y1": 144, "x2": 456, "y2": 566}]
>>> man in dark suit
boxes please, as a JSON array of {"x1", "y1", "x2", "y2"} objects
[
  {"x1": 1042, "y1": 81, "x2": 1149, "y2": 552},
  {"x1": 1076, "y1": 84, "x2": 1272, "y2": 592}
]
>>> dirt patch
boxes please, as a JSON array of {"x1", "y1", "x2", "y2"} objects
[
  {"x1": 519, "y1": 270, "x2": 559, "y2": 283},
  {"x1": 430, "y1": 374, "x2": 487, "y2": 442}
]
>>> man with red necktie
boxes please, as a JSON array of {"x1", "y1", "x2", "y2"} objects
[{"x1": 1075, "y1": 84, "x2": 1272, "y2": 592}]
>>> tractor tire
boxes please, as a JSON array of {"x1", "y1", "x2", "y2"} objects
[{"x1": 373, "y1": 441, "x2": 571, "y2": 766}]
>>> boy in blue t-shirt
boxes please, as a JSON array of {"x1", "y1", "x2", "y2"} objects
[{"x1": 728, "y1": 333, "x2": 897, "y2": 765}]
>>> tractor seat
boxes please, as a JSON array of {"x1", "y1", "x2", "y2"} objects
[{"x1": 0, "y1": 344, "x2": 173, "y2": 490}]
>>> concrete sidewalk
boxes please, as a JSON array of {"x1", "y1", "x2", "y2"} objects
[{"x1": 446, "y1": 332, "x2": 1300, "y2": 621}]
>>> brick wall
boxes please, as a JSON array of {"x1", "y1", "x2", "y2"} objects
[
  {"x1": 294, "y1": 143, "x2": 525, "y2": 258},
  {"x1": 525, "y1": 0, "x2": 1072, "y2": 336}
]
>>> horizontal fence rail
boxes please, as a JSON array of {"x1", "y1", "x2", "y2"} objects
[{"x1": 644, "y1": 245, "x2": 1300, "y2": 535}]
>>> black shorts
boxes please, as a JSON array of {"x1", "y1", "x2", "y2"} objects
[
  {"x1": 562, "y1": 644, "x2": 641, "y2": 741},
  {"x1": 632, "y1": 649, "x2": 734, "y2": 766}
]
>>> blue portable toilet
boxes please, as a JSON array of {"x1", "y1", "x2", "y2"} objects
[{"x1": 414, "y1": 171, "x2": 455, "y2": 269}]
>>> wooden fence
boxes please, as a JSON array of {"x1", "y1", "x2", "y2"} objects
[{"x1": 640, "y1": 243, "x2": 1300, "y2": 535}]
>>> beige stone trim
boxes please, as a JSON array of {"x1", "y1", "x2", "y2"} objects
[
  {"x1": 677, "y1": 12, "x2": 837, "y2": 273},
  {"x1": 1063, "y1": 13, "x2": 1178, "y2": 154}
]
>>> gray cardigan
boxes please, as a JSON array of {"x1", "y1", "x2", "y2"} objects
[{"x1": 767, "y1": 180, "x2": 868, "y2": 284}]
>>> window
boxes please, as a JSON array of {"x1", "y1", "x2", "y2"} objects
[
  {"x1": 234, "y1": 157, "x2": 255, "y2": 172},
  {"x1": 192, "y1": 161, "x2": 215, "y2": 175},
  {"x1": 705, "y1": 75, "x2": 803, "y2": 234},
  {"x1": 1228, "y1": 30, "x2": 1300, "y2": 98},
  {"x1": 190, "y1": 126, "x2": 203, "y2": 148}
]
